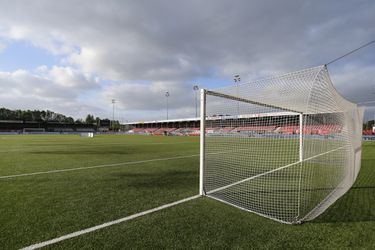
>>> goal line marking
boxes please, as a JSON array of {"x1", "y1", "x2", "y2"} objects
[
  {"x1": 20, "y1": 194, "x2": 201, "y2": 250},
  {"x1": 0, "y1": 154, "x2": 199, "y2": 180},
  {"x1": 207, "y1": 145, "x2": 349, "y2": 195}
]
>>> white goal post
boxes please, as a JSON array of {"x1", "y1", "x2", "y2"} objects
[
  {"x1": 80, "y1": 132, "x2": 94, "y2": 138},
  {"x1": 199, "y1": 65, "x2": 364, "y2": 224}
]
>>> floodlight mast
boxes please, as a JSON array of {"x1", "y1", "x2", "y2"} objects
[
  {"x1": 111, "y1": 99, "x2": 116, "y2": 132},
  {"x1": 234, "y1": 75, "x2": 241, "y2": 115},
  {"x1": 165, "y1": 91, "x2": 170, "y2": 120},
  {"x1": 193, "y1": 85, "x2": 199, "y2": 117}
]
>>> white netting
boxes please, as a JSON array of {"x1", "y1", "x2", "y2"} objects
[{"x1": 201, "y1": 65, "x2": 364, "y2": 224}]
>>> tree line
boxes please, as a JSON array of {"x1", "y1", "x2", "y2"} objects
[
  {"x1": 363, "y1": 120, "x2": 375, "y2": 130},
  {"x1": 0, "y1": 107, "x2": 105, "y2": 125}
]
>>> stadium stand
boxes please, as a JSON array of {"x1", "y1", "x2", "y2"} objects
[
  {"x1": 0, "y1": 120, "x2": 97, "y2": 133},
  {"x1": 125, "y1": 116, "x2": 349, "y2": 137},
  {"x1": 131, "y1": 128, "x2": 146, "y2": 133},
  {"x1": 363, "y1": 129, "x2": 374, "y2": 135},
  {"x1": 171, "y1": 128, "x2": 199, "y2": 136},
  {"x1": 277, "y1": 125, "x2": 298, "y2": 134},
  {"x1": 144, "y1": 128, "x2": 159, "y2": 133},
  {"x1": 153, "y1": 128, "x2": 177, "y2": 135},
  {"x1": 52, "y1": 128, "x2": 74, "y2": 132},
  {"x1": 76, "y1": 128, "x2": 95, "y2": 132},
  {"x1": 233, "y1": 126, "x2": 276, "y2": 133}
]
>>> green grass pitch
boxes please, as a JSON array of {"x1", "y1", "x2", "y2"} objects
[{"x1": 0, "y1": 134, "x2": 374, "y2": 249}]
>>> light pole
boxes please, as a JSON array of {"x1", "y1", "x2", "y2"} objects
[
  {"x1": 111, "y1": 99, "x2": 116, "y2": 132},
  {"x1": 193, "y1": 85, "x2": 199, "y2": 117},
  {"x1": 234, "y1": 75, "x2": 241, "y2": 115},
  {"x1": 165, "y1": 91, "x2": 170, "y2": 120}
]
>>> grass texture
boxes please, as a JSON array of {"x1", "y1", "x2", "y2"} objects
[{"x1": 0, "y1": 134, "x2": 374, "y2": 249}]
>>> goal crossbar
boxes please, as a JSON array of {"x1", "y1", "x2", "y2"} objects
[{"x1": 205, "y1": 89, "x2": 303, "y2": 114}]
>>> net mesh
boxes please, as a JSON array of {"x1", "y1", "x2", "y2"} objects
[{"x1": 202, "y1": 65, "x2": 364, "y2": 224}]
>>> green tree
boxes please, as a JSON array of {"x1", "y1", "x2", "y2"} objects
[
  {"x1": 64, "y1": 116, "x2": 75, "y2": 124},
  {"x1": 85, "y1": 114, "x2": 95, "y2": 124},
  {"x1": 20, "y1": 110, "x2": 33, "y2": 121},
  {"x1": 75, "y1": 118, "x2": 84, "y2": 124}
]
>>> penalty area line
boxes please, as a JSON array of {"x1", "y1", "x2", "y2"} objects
[
  {"x1": 0, "y1": 154, "x2": 199, "y2": 180},
  {"x1": 20, "y1": 194, "x2": 201, "y2": 250}
]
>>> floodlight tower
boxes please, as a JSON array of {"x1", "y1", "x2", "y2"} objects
[
  {"x1": 193, "y1": 85, "x2": 199, "y2": 117},
  {"x1": 112, "y1": 99, "x2": 116, "y2": 132},
  {"x1": 165, "y1": 91, "x2": 170, "y2": 120},
  {"x1": 234, "y1": 74, "x2": 241, "y2": 115}
]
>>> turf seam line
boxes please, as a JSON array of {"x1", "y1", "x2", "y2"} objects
[
  {"x1": 0, "y1": 154, "x2": 199, "y2": 180},
  {"x1": 20, "y1": 195, "x2": 201, "y2": 250}
]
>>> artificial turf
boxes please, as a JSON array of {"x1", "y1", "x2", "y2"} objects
[{"x1": 0, "y1": 134, "x2": 374, "y2": 249}]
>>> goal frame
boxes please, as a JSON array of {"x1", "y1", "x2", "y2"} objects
[
  {"x1": 199, "y1": 69, "x2": 363, "y2": 224},
  {"x1": 199, "y1": 89, "x2": 304, "y2": 196}
]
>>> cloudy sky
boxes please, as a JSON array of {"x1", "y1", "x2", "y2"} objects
[{"x1": 0, "y1": 0, "x2": 374, "y2": 122}]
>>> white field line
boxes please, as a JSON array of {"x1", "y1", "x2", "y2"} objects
[
  {"x1": 0, "y1": 154, "x2": 199, "y2": 180},
  {"x1": 0, "y1": 141, "x2": 196, "y2": 153},
  {"x1": 0, "y1": 147, "x2": 235, "y2": 180},
  {"x1": 207, "y1": 145, "x2": 350, "y2": 195},
  {"x1": 20, "y1": 194, "x2": 201, "y2": 250}
]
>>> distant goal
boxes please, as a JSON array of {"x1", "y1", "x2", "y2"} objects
[
  {"x1": 80, "y1": 132, "x2": 94, "y2": 138},
  {"x1": 199, "y1": 65, "x2": 364, "y2": 224},
  {"x1": 23, "y1": 128, "x2": 45, "y2": 134}
]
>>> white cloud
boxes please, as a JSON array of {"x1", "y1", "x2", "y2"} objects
[
  {"x1": 0, "y1": 25, "x2": 77, "y2": 55},
  {"x1": 330, "y1": 63, "x2": 375, "y2": 120},
  {"x1": 0, "y1": 1, "x2": 374, "y2": 120},
  {"x1": 4, "y1": 0, "x2": 374, "y2": 82},
  {"x1": 103, "y1": 80, "x2": 198, "y2": 120},
  {"x1": 0, "y1": 66, "x2": 101, "y2": 117}
]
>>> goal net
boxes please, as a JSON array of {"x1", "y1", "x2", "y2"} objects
[{"x1": 200, "y1": 65, "x2": 364, "y2": 224}]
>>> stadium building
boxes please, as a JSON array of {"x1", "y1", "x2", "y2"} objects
[
  {"x1": 0, "y1": 120, "x2": 97, "y2": 133},
  {"x1": 125, "y1": 112, "x2": 343, "y2": 137}
]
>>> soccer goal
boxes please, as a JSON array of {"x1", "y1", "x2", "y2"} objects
[
  {"x1": 23, "y1": 128, "x2": 46, "y2": 134},
  {"x1": 199, "y1": 65, "x2": 364, "y2": 224},
  {"x1": 80, "y1": 132, "x2": 94, "y2": 138}
]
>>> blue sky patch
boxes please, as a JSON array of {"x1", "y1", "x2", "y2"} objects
[{"x1": 0, "y1": 40, "x2": 60, "y2": 71}]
